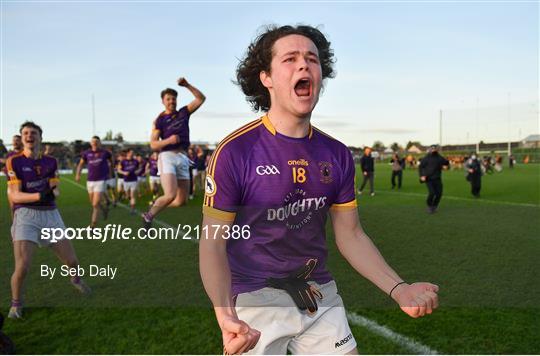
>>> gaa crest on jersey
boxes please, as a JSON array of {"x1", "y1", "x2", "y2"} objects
[
  {"x1": 318, "y1": 161, "x2": 333, "y2": 184},
  {"x1": 205, "y1": 175, "x2": 217, "y2": 197}
]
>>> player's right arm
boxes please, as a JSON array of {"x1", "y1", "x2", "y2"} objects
[
  {"x1": 75, "y1": 156, "x2": 85, "y2": 182},
  {"x1": 149, "y1": 119, "x2": 178, "y2": 152},
  {"x1": 8, "y1": 181, "x2": 40, "y2": 203},
  {"x1": 200, "y1": 216, "x2": 261, "y2": 355},
  {"x1": 116, "y1": 162, "x2": 127, "y2": 176},
  {"x1": 200, "y1": 143, "x2": 260, "y2": 354},
  {"x1": 6, "y1": 158, "x2": 52, "y2": 203}
]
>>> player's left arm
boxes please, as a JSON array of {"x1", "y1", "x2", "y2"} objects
[
  {"x1": 178, "y1": 77, "x2": 206, "y2": 114},
  {"x1": 330, "y1": 208, "x2": 439, "y2": 318},
  {"x1": 49, "y1": 158, "x2": 60, "y2": 196}
]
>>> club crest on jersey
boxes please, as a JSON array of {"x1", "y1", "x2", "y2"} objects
[
  {"x1": 205, "y1": 175, "x2": 217, "y2": 197},
  {"x1": 318, "y1": 161, "x2": 333, "y2": 184},
  {"x1": 256, "y1": 165, "x2": 280, "y2": 175}
]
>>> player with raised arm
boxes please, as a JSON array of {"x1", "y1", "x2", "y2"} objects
[
  {"x1": 7, "y1": 122, "x2": 90, "y2": 319},
  {"x1": 141, "y1": 77, "x2": 205, "y2": 228},
  {"x1": 200, "y1": 25, "x2": 439, "y2": 354},
  {"x1": 75, "y1": 136, "x2": 113, "y2": 228}
]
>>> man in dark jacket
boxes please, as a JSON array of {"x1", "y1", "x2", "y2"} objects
[
  {"x1": 419, "y1": 145, "x2": 450, "y2": 213},
  {"x1": 358, "y1": 147, "x2": 375, "y2": 196},
  {"x1": 465, "y1": 154, "x2": 482, "y2": 198},
  {"x1": 390, "y1": 153, "x2": 405, "y2": 189}
]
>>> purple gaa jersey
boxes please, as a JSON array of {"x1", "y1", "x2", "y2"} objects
[
  {"x1": 81, "y1": 148, "x2": 111, "y2": 181},
  {"x1": 137, "y1": 159, "x2": 147, "y2": 177},
  {"x1": 153, "y1": 106, "x2": 191, "y2": 152},
  {"x1": 203, "y1": 115, "x2": 357, "y2": 296},
  {"x1": 148, "y1": 157, "x2": 159, "y2": 176},
  {"x1": 120, "y1": 159, "x2": 139, "y2": 182},
  {"x1": 6, "y1": 152, "x2": 60, "y2": 210}
]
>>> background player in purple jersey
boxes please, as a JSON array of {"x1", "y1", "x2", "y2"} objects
[
  {"x1": 135, "y1": 153, "x2": 147, "y2": 198},
  {"x1": 142, "y1": 77, "x2": 205, "y2": 228},
  {"x1": 6, "y1": 122, "x2": 90, "y2": 319},
  {"x1": 2, "y1": 135, "x2": 23, "y2": 217},
  {"x1": 118, "y1": 149, "x2": 141, "y2": 214},
  {"x1": 116, "y1": 151, "x2": 127, "y2": 201},
  {"x1": 75, "y1": 136, "x2": 113, "y2": 228},
  {"x1": 146, "y1": 152, "x2": 161, "y2": 205},
  {"x1": 104, "y1": 148, "x2": 118, "y2": 207},
  {"x1": 200, "y1": 25, "x2": 439, "y2": 355}
]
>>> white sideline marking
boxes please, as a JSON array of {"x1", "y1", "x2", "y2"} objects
[
  {"x1": 347, "y1": 312, "x2": 439, "y2": 355},
  {"x1": 62, "y1": 177, "x2": 198, "y2": 243},
  {"x1": 65, "y1": 177, "x2": 438, "y2": 352},
  {"x1": 377, "y1": 190, "x2": 539, "y2": 208}
]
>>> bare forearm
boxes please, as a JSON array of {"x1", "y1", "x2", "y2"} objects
[
  {"x1": 150, "y1": 138, "x2": 174, "y2": 151},
  {"x1": 200, "y1": 239, "x2": 236, "y2": 322},
  {"x1": 75, "y1": 162, "x2": 84, "y2": 177},
  {"x1": 337, "y1": 229, "x2": 403, "y2": 295},
  {"x1": 9, "y1": 190, "x2": 40, "y2": 204}
]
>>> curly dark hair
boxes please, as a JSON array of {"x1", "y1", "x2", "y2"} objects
[{"x1": 236, "y1": 24, "x2": 336, "y2": 112}]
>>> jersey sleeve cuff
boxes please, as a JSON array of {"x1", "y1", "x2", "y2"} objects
[
  {"x1": 330, "y1": 199, "x2": 357, "y2": 211},
  {"x1": 202, "y1": 206, "x2": 236, "y2": 222},
  {"x1": 7, "y1": 179, "x2": 21, "y2": 185},
  {"x1": 49, "y1": 178, "x2": 60, "y2": 183}
]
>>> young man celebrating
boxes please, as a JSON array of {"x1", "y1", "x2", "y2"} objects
[
  {"x1": 75, "y1": 136, "x2": 113, "y2": 228},
  {"x1": 142, "y1": 77, "x2": 205, "y2": 228},
  {"x1": 7, "y1": 122, "x2": 90, "y2": 319},
  {"x1": 200, "y1": 25, "x2": 439, "y2": 355}
]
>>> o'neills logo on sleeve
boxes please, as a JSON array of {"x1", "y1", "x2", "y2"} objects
[{"x1": 267, "y1": 189, "x2": 327, "y2": 229}]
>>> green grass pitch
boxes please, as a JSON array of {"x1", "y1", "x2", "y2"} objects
[{"x1": 1, "y1": 163, "x2": 538, "y2": 354}]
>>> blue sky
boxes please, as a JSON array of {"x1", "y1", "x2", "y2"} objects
[{"x1": 1, "y1": 1, "x2": 538, "y2": 147}]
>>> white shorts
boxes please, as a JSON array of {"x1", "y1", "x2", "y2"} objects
[
  {"x1": 86, "y1": 180, "x2": 106, "y2": 193},
  {"x1": 158, "y1": 151, "x2": 190, "y2": 180},
  {"x1": 11, "y1": 207, "x2": 65, "y2": 247},
  {"x1": 106, "y1": 178, "x2": 116, "y2": 189},
  {"x1": 235, "y1": 280, "x2": 356, "y2": 354},
  {"x1": 123, "y1": 181, "x2": 138, "y2": 192},
  {"x1": 149, "y1": 176, "x2": 161, "y2": 185},
  {"x1": 137, "y1": 176, "x2": 146, "y2": 186},
  {"x1": 117, "y1": 178, "x2": 125, "y2": 190}
]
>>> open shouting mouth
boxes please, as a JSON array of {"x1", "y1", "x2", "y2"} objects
[{"x1": 294, "y1": 78, "x2": 312, "y2": 98}]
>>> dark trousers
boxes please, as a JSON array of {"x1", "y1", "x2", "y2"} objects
[
  {"x1": 359, "y1": 172, "x2": 374, "y2": 193},
  {"x1": 391, "y1": 170, "x2": 402, "y2": 188},
  {"x1": 426, "y1": 179, "x2": 443, "y2": 207},
  {"x1": 470, "y1": 175, "x2": 481, "y2": 197}
]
